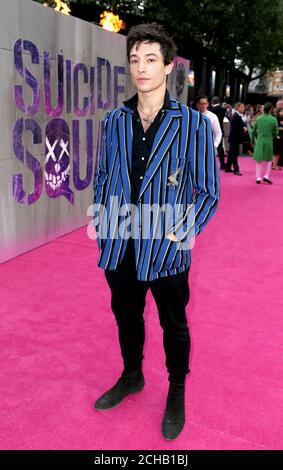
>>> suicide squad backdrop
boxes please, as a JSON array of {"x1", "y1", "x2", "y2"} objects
[{"x1": 0, "y1": 0, "x2": 189, "y2": 263}]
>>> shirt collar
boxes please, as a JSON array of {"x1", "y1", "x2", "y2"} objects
[
  {"x1": 123, "y1": 89, "x2": 172, "y2": 112},
  {"x1": 235, "y1": 110, "x2": 244, "y2": 118}
]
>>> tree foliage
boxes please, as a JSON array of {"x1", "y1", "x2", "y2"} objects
[
  {"x1": 143, "y1": 0, "x2": 283, "y2": 81},
  {"x1": 34, "y1": 0, "x2": 145, "y2": 14},
  {"x1": 33, "y1": 0, "x2": 283, "y2": 81}
]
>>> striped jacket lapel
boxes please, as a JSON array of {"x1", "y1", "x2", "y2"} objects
[
  {"x1": 138, "y1": 108, "x2": 182, "y2": 201},
  {"x1": 117, "y1": 110, "x2": 133, "y2": 205}
]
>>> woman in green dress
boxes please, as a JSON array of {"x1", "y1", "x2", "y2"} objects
[{"x1": 251, "y1": 102, "x2": 278, "y2": 184}]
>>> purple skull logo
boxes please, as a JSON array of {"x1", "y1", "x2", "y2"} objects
[{"x1": 45, "y1": 119, "x2": 74, "y2": 203}]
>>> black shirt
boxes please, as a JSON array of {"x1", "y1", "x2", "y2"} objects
[{"x1": 123, "y1": 90, "x2": 172, "y2": 205}]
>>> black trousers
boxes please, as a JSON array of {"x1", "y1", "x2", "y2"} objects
[
  {"x1": 217, "y1": 139, "x2": 225, "y2": 168},
  {"x1": 226, "y1": 143, "x2": 240, "y2": 172},
  {"x1": 104, "y1": 239, "x2": 190, "y2": 384}
]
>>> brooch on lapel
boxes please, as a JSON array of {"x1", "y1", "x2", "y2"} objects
[{"x1": 167, "y1": 167, "x2": 181, "y2": 186}]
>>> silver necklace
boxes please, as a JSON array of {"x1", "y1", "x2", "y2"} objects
[{"x1": 137, "y1": 105, "x2": 163, "y2": 124}]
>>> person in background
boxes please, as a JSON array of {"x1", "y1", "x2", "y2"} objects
[
  {"x1": 272, "y1": 107, "x2": 282, "y2": 170},
  {"x1": 225, "y1": 102, "x2": 248, "y2": 175},
  {"x1": 209, "y1": 96, "x2": 226, "y2": 169},
  {"x1": 276, "y1": 108, "x2": 283, "y2": 168},
  {"x1": 197, "y1": 95, "x2": 222, "y2": 151},
  {"x1": 221, "y1": 103, "x2": 231, "y2": 157},
  {"x1": 275, "y1": 99, "x2": 283, "y2": 111},
  {"x1": 222, "y1": 102, "x2": 233, "y2": 120},
  {"x1": 243, "y1": 104, "x2": 254, "y2": 155},
  {"x1": 272, "y1": 101, "x2": 283, "y2": 170},
  {"x1": 251, "y1": 102, "x2": 278, "y2": 184},
  {"x1": 250, "y1": 104, "x2": 263, "y2": 128}
]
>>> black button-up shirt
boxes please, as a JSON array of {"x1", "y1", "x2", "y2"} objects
[{"x1": 123, "y1": 90, "x2": 172, "y2": 205}]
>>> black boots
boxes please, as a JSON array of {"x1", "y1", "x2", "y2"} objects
[
  {"x1": 95, "y1": 373, "x2": 186, "y2": 441},
  {"x1": 94, "y1": 369, "x2": 145, "y2": 410},
  {"x1": 162, "y1": 383, "x2": 185, "y2": 440}
]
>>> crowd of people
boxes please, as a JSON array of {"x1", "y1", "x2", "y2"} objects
[{"x1": 195, "y1": 96, "x2": 283, "y2": 184}]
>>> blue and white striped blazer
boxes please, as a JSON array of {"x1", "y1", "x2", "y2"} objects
[{"x1": 93, "y1": 96, "x2": 220, "y2": 281}]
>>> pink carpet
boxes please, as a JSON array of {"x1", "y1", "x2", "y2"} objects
[{"x1": 0, "y1": 157, "x2": 282, "y2": 450}]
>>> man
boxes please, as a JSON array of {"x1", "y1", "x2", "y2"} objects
[
  {"x1": 275, "y1": 99, "x2": 283, "y2": 111},
  {"x1": 93, "y1": 23, "x2": 220, "y2": 441},
  {"x1": 225, "y1": 102, "x2": 248, "y2": 175},
  {"x1": 197, "y1": 95, "x2": 222, "y2": 151},
  {"x1": 209, "y1": 96, "x2": 226, "y2": 169}
]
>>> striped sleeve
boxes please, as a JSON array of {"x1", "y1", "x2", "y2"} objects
[
  {"x1": 173, "y1": 113, "x2": 220, "y2": 241},
  {"x1": 93, "y1": 111, "x2": 110, "y2": 240}
]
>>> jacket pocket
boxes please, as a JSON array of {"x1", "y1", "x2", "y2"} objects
[{"x1": 152, "y1": 238, "x2": 179, "y2": 272}]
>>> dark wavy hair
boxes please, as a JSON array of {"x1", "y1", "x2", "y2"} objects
[
  {"x1": 263, "y1": 102, "x2": 273, "y2": 113},
  {"x1": 196, "y1": 95, "x2": 209, "y2": 103},
  {"x1": 127, "y1": 23, "x2": 177, "y2": 65}
]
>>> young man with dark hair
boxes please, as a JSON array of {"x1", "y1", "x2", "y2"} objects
[{"x1": 93, "y1": 23, "x2": 220, "y2": 440}]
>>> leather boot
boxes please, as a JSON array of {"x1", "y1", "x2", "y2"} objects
[
  {"x1": 94, "y1": 369, "x2": 144, "y2": 410},
  {"x1": 162, "y1": 383, "x2": 185, "y2": 440}
]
